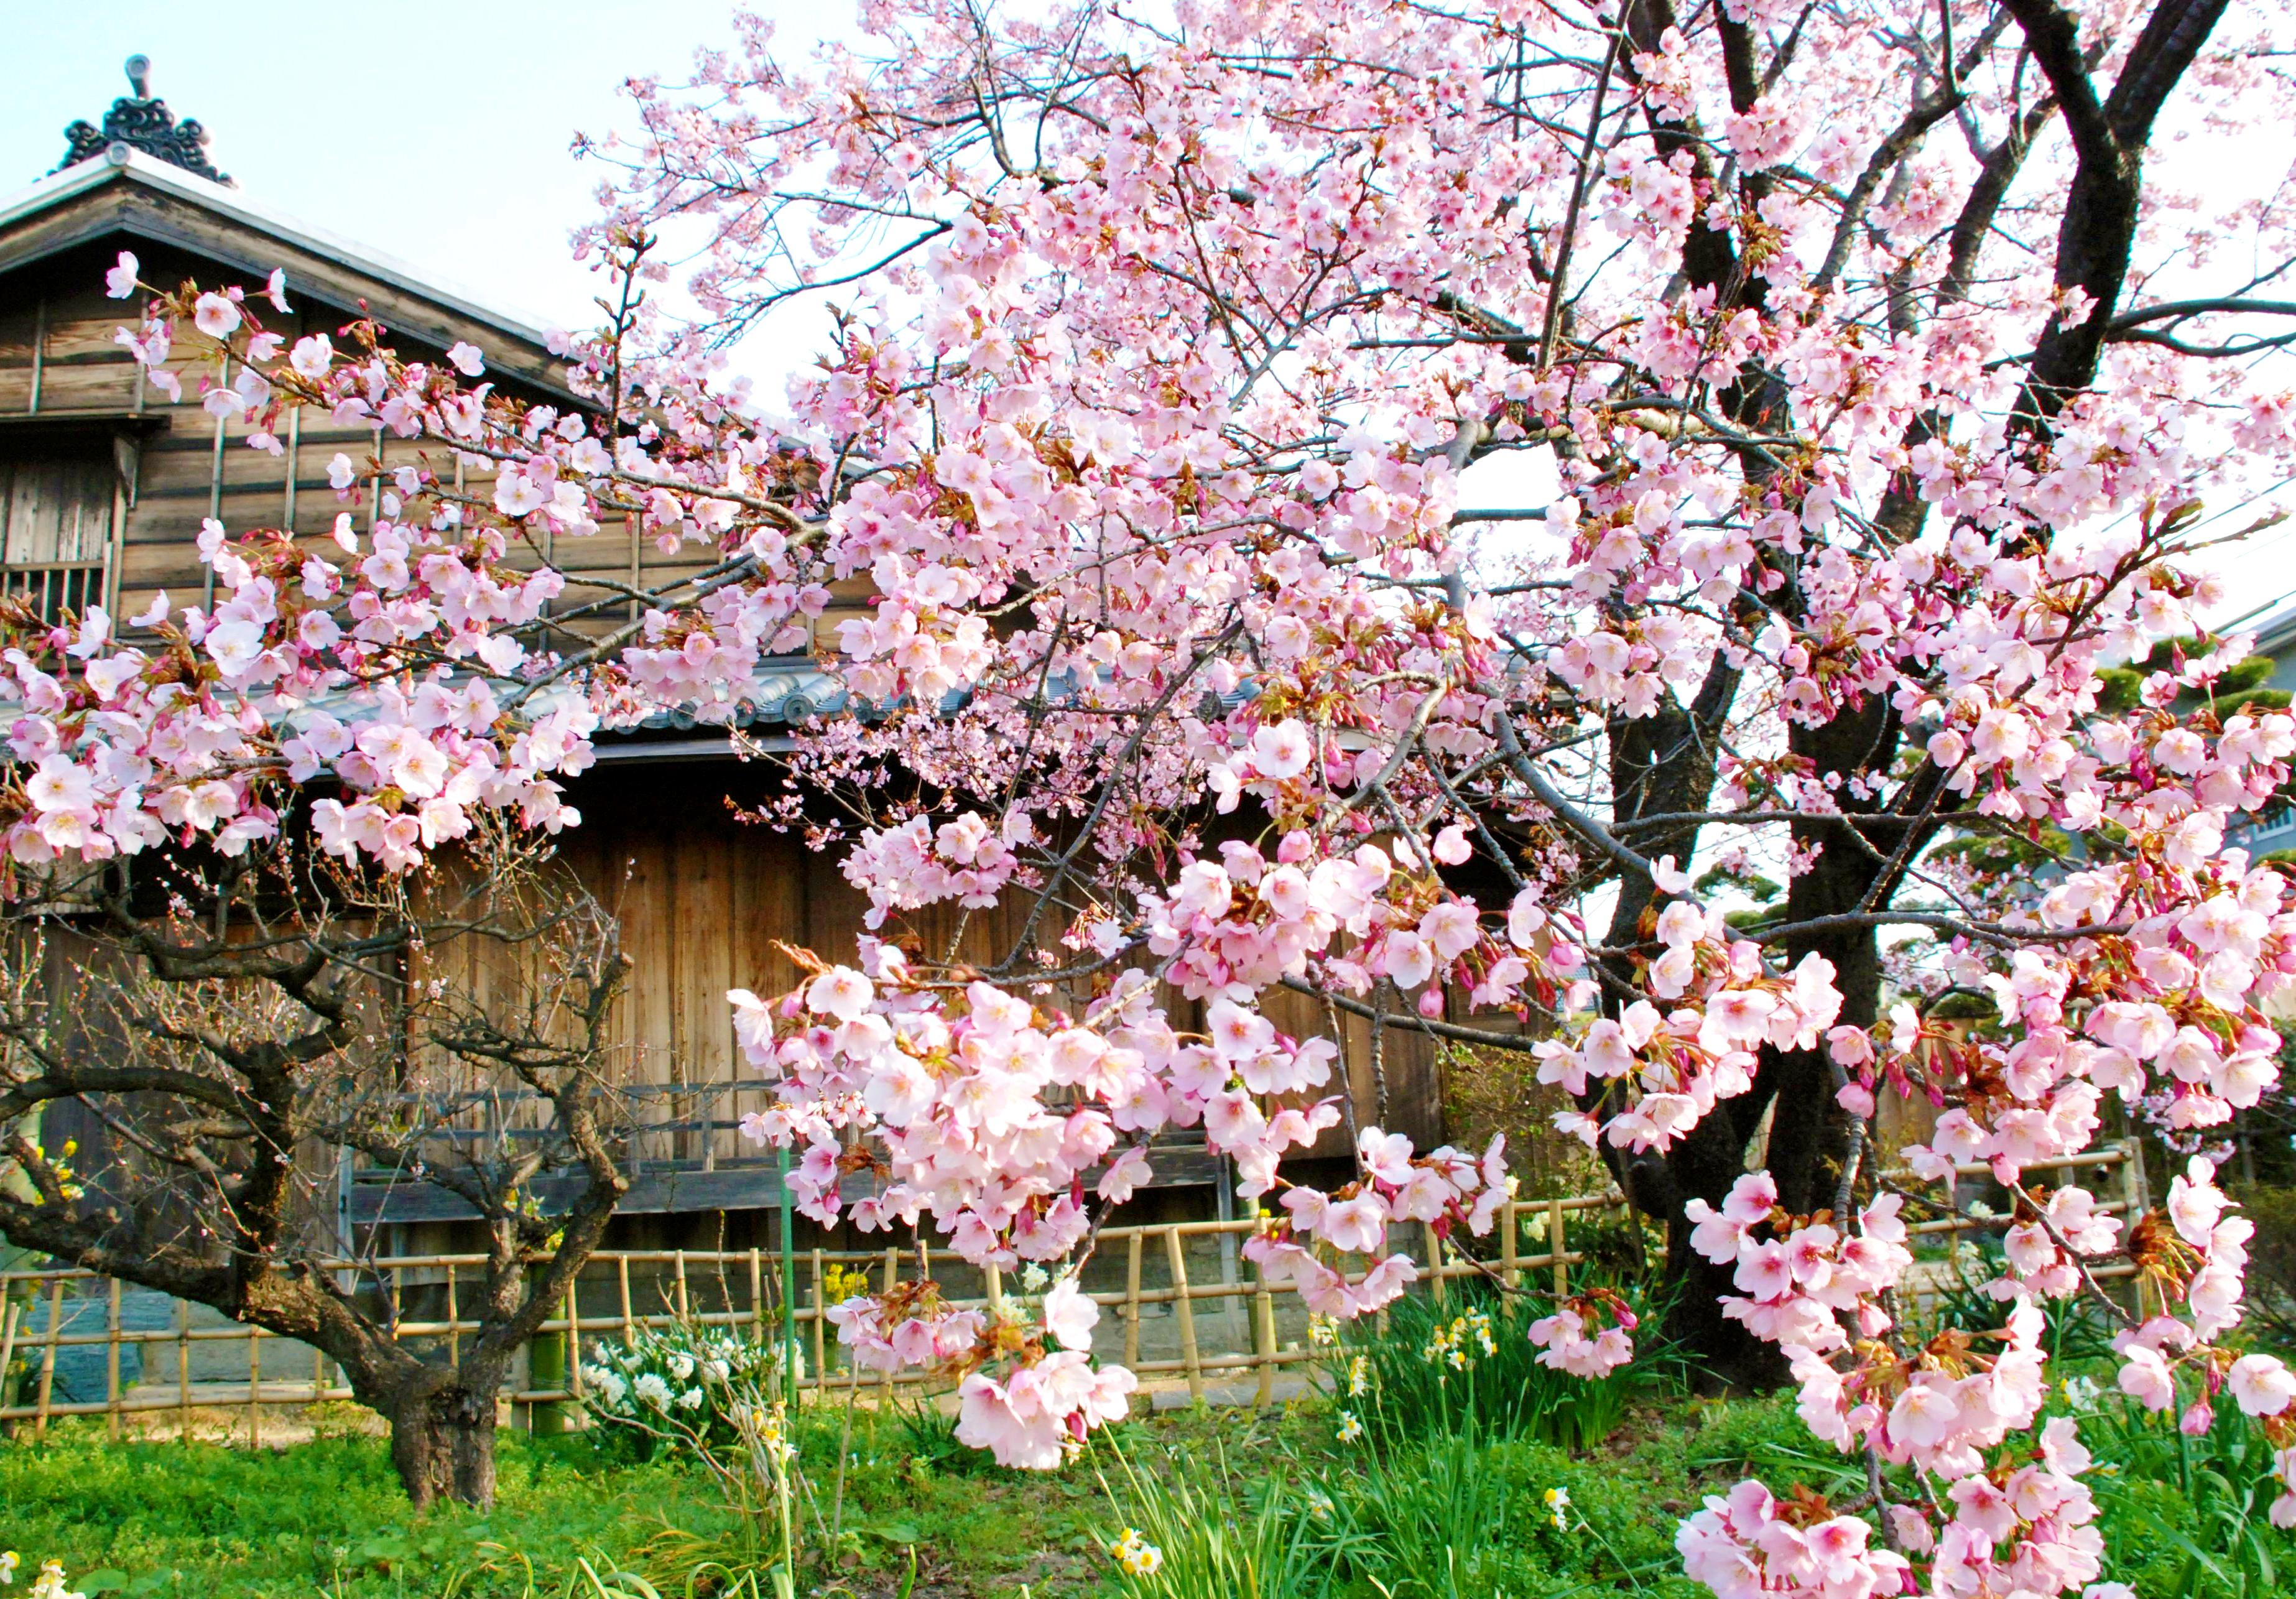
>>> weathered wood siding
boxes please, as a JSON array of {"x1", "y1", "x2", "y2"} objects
[{"x1": 0, "y1": 226, "x2": 1445, "y2": 1203}]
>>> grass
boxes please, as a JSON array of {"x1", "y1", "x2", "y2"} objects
[
  {"x1": 0, "y1": 1409, "x2": 1109, "y2": 1598},
  {"x1": 2, "y1": 1357, "x2": 2288, "y2": 1597},
  {"x1": 1324, "y1": 1276, "x2": 1684, "y2": 1452}
]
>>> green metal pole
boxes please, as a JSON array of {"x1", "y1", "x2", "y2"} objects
[{"x1": 777, "y1": 1144, "x2": 798, "y2": 1409}]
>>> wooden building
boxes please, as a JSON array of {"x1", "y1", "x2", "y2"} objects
[{"x1": 0, "y1": 64, "x2": 1443, "y2": 1263}]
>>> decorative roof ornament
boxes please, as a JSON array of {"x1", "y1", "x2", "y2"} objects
[{"x1": 55, "y1": 55, "x2": 233, "y2": 186}]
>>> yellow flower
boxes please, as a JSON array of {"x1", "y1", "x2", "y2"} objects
[
  {"x1": 1544, "y1": 1485, "x2": 1573, "y2": 1531},
  {"x1": 1337, "y1": 1409, "x2": 1364, "y2": 1444},
  {"x1": 1110, "y1": 1528, "x2": 1164, "y2": 1577}
]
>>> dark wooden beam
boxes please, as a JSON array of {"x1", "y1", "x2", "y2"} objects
[{"x1": 348, "y1": 1142, "x2": 1229, "y2": 1224}]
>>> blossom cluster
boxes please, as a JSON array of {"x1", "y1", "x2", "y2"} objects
[{"x1": 19, "y1": 0, "x2": 2296, "y2": 1590}]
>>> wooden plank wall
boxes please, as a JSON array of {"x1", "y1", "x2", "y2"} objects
[
  {"x1": 0, "y1": 242, "x2": 1443, "y2": 1167},
  {"x1": 0, "y1": 242, "x2": 657, "y2": 639}
]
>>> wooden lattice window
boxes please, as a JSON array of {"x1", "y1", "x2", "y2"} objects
[{"x1": 0, "y1": 453, "x2": 113, "y2": 623}]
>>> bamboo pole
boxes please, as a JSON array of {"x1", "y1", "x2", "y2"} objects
[
  {"x1": 674, "y1": 1252, "x2": 692, "y2": 1322},
  {"x1": 811, "y1": 1248, "x2": 827, "y2": 1394},
  {"x1": 1252, "y1": 1254, "x2": 1277, "y2": 1408},
  {"x1": 747, "y1": 1248, "x2": 764, "y2": 1342},
  {"x1": 2119, "y1": 1138, "x2": 2148, "y2": 1318},
  {"x1": 1164, "y1": 1228, "x2": 1203, "y2": 1405},
  {"x1": 0, "y1": 1300, "x2": 19, "y2": 1422},
  {"x1": 1550, "y1": 1200, "x2": 1568, "y2": 1297},
  {"x1": 1428, "y1": 1222, "x2": 1447, "y2": 1305},
  {"x1": 35, "y1": 1278, "x2": 62, "y2": 1435},
  {"x1": 879, "y1": 1247, "x2": 897, "y2": 1405},
  {"x1": 175, "y1": 1298, "x2": 190, "y2": 1444},
  {"x1": 444, "y1": 1263, "x2": 461, "y2": 1368},
  {"x1": 247, "y1": 1327, "x2": 262, "y2": 1449},
  {"x1": 106, "y1": 1278, "x2": 123, "y2": 1440},
  {"x1": 565, "y1": 1286, "x2": 584, "y2": 1417},
  {"x1": 1123, "y1": 1231, "x2": 1143, "y2": 1370},
  {"x1": 618, "y1": 1257, "x2": 636, "y2": 1347},
  {"x1": 1501, "y1": 1200, "x2": 1519, "y2": 1289}
]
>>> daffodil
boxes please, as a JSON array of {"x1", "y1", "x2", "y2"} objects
[
  {"x1": 1110, "y1": 1528, "x2": 1164, "y2": 1577},
  {"x1": 1544, "y1": 1485, "x2": 1573, "y2": 1531}
]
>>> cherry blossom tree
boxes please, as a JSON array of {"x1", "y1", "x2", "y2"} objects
[{"x1": 11, "y1": 0, "x2": 2296, "y2": 1584}]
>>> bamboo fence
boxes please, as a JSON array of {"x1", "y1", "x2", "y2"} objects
[{"x1": 0, "y1": 1139, "x2": 2147, "y2": 1440}]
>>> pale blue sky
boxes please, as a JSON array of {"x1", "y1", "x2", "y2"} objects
[{"x1": 0, "y1": 1, "x2": 810, "y2": 331}]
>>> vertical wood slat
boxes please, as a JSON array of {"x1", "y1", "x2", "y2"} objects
[
  {"x1": 282, "y1": 406, "x2": 300, "y2": 531},
  {"x1": 1164, "y1": 1228, "x2": 1203, "y2": 1405},
  {"x1": 627, "y1": 513, "x2": 641, "y2": 623},
  {"x1": 203, "y1": 358, "x2": 229, "y2": 608},
  {"x1": 27, "y1": 297, "x2": 45, "y2": 413},
  {"x1": 106, "y1": 471, "x2": 127, "y2": 615},
  {"x1": 368, "y1": 425, "x2": 382, "y2": 535}
]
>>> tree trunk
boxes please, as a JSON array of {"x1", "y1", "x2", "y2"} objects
[
  {"x1": 1646, "y1": 695, "x2": 1910, "y2": 1390},
  {"x1": 386, "y1": 1379, "x2": 501, "y2": 1509}
]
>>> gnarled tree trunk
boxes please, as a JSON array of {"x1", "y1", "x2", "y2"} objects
[{"x1": 381, "y1": 1371, "x2": 504, "y2": 1509}]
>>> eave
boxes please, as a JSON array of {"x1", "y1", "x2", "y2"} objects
[{"x1": 0, "y1": 149, "x2": 581, "y2": 408}]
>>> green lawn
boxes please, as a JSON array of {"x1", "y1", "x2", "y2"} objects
[{"x1": 0, "y1": 1367, "x2": 2282, "y2": 1597}]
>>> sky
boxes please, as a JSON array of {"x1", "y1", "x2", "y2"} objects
[
  {"x1": 0, "y1": 1, "x2": 800, "y2": 333},
  {"x1": 6, "y1": 1, "x2": 2292, "y2": 617}
]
